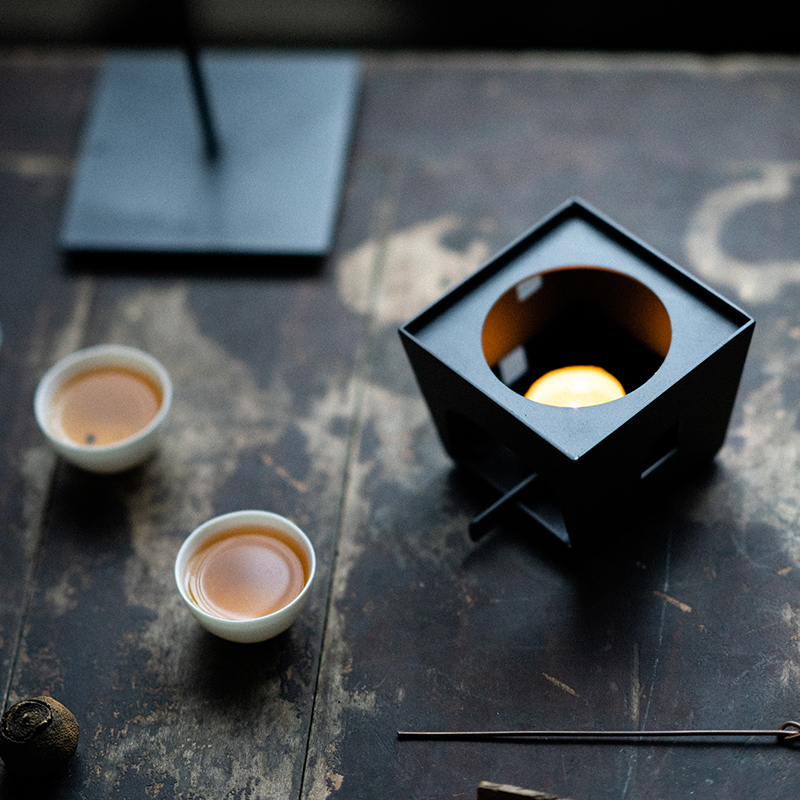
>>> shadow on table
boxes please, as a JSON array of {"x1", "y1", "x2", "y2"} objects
[
  {"x1": 63, "y1": 250, "x2": 326, "y2": 280},
  {"x1": 181, "y1": 625, "x2": 315, "y2": 712},
  {"x1": 0, "y1": 764, "x2": 83, "y2": 800}
]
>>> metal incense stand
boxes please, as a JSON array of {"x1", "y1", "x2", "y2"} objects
[
  {"x1": 60, "y1": 0, "x2": 360, "y2": 261},
  {"x1": 399, "y1": 199, "x2": 754, "y2": 552}
]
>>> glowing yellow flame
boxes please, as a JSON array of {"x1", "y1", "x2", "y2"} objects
[{"x1": 525, "y1": 365, "x2": 625, "y2": 408}]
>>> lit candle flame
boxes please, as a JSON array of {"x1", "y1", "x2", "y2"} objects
[{"x1": 525, "y1": 365, "x2": 625, "y2": 408}]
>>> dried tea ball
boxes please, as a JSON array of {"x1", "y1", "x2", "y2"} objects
[{"x1": 0, "y1": 696, "x2": 79, "y2": 777}]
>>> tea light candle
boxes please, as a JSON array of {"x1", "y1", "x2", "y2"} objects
[{"x1": 525, "y1": 365, "x2": 625, "y2": 408}]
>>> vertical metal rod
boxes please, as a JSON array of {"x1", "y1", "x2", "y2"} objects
[{"x1": 173, "y1": 0, "x2": 220, "y2": 161}]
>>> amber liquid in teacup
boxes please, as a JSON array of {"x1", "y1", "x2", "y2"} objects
[
  {"x1": 50, "y1": 365, "x2": 163, "y2": 447},
  {"x1": 185, "y1": 525, "x2": 310, "y2": 620}
]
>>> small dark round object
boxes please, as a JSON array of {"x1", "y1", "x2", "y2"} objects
[{"x1": 0, "y1": 696, "x2": 79, "y2": 777}]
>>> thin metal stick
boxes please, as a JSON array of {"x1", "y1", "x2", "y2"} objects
[
  {"x1": 398, "y1": 720, "x2": 800, "y2": 743},
  {"x1": 173, "y1": 0, "x2": 220, "y2": 161}
]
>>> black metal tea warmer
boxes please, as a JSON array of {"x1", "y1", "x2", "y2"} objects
[{"x1": 399, "y1": 199, "x2": 754, "y2": 551}]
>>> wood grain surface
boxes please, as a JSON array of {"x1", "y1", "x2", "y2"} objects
[{"x1": 3, "y1": 49, "x2": 800, "y2": 800}]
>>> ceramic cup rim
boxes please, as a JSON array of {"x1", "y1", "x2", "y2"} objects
[
  {"x1": 33, "y1": 343, "x2": 173, "y2": 454},
  {"x1": 174, "y1": 510, "x2": 317, "y2": 629}
]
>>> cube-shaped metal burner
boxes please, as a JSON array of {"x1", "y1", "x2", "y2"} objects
[{"x1": 399, "y1": 199, "x2": 754, "y2": 551}]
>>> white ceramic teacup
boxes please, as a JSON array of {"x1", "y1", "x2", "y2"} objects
[
  {"x1": 175, "y1": 510, "x2": 317, "y2": 644},
  {"x1": 34, "y1": 344, "x2": 172, "y2": 474}
]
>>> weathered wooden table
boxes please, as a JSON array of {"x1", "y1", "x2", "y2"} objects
[{"x1": 2, "y1": 48, "x2": 800, "y2": 800}]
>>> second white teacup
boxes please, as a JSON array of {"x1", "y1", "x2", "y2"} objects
[{"x1": 175, "y1": 510, "x2": 317, "y2": 644}]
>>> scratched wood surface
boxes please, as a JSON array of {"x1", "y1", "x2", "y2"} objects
[{"x1": 3, "y1": 50, "x2": 800, "y2": 800}]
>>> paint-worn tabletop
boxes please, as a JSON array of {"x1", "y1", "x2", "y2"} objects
[{"x1": 2, "y1": 49, "x2": 800, "y2": 800}]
